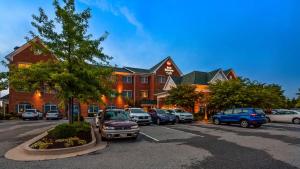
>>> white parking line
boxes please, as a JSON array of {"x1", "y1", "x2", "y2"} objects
[
  {"x1": 162, "y1": 126, "x2": 205, "y2": 138},
  {"x1": 140, "y1": 132, "x2": 160, "y2": 142}
]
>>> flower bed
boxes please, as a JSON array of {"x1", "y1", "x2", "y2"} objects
[{"x1": 30, "y1": 122, "x2": 92, "y2": 149}]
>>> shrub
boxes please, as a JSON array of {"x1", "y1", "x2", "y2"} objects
[
  {"x1": 31, "y1": 140, "x2": 53, "y2": 149},
  {"x1": 193, "y1": 113, "x2": 205, "y2": 121},
  {"x1": 48, "y1": 122, "x2": 90, "y2": 139}
]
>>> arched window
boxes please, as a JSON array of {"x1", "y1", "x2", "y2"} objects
[
  {"x1": 16, "y1": 103, "x2": 32, "y2": 113},
  {"x1": 44, "y1": 103, "x2": 58, "y2": 113}
]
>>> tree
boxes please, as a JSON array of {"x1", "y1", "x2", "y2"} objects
[
  {"x1": 208, "y1": 78, "x2": 286, "y2": 111},
  {"x1": 9, "y1": 0, "x2": 113, "y2": 123},
  {"x1": 0, "y1": 72, "x2": 8, "y2": 92},
  {"x1": 296, "y1": 88, "x2": 300, "y2": 108},
  {"x1": 165, "y1": 84, "x2": 202, "y2": 112}
]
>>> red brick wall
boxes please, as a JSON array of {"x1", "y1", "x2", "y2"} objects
[{"x1": 8, "y1": 44, "x2": 183, "y2": 116}]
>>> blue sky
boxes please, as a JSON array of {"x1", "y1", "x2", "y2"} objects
[{"x1": 0, "y1": 0, "x2": 299, "y2": 98}]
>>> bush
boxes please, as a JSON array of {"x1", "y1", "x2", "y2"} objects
[{"x1": 48, "y1": 122, "x2": 90, "y2": 139}]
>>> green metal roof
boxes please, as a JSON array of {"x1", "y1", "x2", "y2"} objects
[{"x1": 177, "y1": 69, "x2": 226, "y2": 85}]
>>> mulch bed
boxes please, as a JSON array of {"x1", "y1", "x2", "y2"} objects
[{"x1": 31, "y1": 131, "x2": 92, "y2": 149}]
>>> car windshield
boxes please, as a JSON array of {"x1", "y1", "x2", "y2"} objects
[
  {"x1": 26, "y1": 109, "x2": 35, "y2": 112},
  {"x1": 175, "y1": 109, "x2": 184, "y2": 112},
  {"x1": 104, "y1": 111, "x2": 130, "y2": 121},
  {"x1": 130, "y1": 109, "x2": 145, "y2": 113},
  {"x1": 255, "y1": 109, "x2": 265, "y2": 114},
  {"x1": 48, "y1": 111, "x2": 58, "y2": 114},
  {"x1": 156, "y1": 109, "x2": 167, "y2": 115}
]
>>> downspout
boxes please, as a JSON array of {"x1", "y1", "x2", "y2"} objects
[{"x1": 133, "y1": 74, "x2": 136, "y2": 106}]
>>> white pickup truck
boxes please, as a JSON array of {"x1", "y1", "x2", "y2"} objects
[{"x1": 165, "y1": 109, "x2": 194, "y2": 123}]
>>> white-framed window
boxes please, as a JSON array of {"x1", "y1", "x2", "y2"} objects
[
  {"x1": 88, "y1": 105, "x2": 99, "y2": 114},
  {"x1": 140, "y1": 90, "x2": 148, "y2": 98},
  {"x1": 122, "y1": 76, "x2": 133, "y2": 83},
  {"x1": 44, "y1": 103, "x2": 58, "y2": 113},
  {"x1": 16, "y1": 103, "x2": 32, "y2": 113},
  {"x1": 122, "y1": 90, "x2": 132, "y2": 98},
  {"x1": 140, "y1": 76, "x2": 148, "y2": 84},
  {"x1": 157, "y1": 75, "x2": 166, "y2": 84}
]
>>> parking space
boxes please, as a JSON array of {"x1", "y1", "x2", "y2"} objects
[{"x1": 0, "y1": 120, "x2": 299, "y2": 169}]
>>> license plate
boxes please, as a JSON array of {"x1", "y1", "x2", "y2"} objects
[{"x1": 120, "y1": 133, "x2": 127, "y2": 137}]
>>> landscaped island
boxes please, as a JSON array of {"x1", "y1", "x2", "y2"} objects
[{"x1": 31, "y1": 122, "x2": 92, "y2": 149}]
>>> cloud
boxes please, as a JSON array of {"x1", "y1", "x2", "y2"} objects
[
  {"x1": 118, "y1": 6, "x2": 144, "y2": 34},
  {"x1": 78, "y1": 0, "x2": 144, "y2": 35}
]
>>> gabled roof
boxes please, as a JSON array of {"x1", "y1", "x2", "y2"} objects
[
  {"x1": 5, "y1": 37, "x2": 40, "y2": 62},
  {"x1": 223, "y1": 68, "x2": 233, "y2": 76},
  {"x1": 149, "y1": 57, "x2": 170, "y2": 72},
  {"x1": 150, "y1": 56, "x2": 183, "y2": 75},
  {"x1": 176, "y1": 69, "x2": 229, "y2": 85},
  {"x1": 122, "y1": 56, "x2": 183, "y2": 75}
]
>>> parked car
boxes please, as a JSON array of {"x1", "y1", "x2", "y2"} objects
[
  {"x1": 95, "y1": 110, "x2": 103, "y2": 128},
  {"x1": 37, "y1": 110, "x2": 43, "y2": 119},
  {"x1": 46, "y1": 110, "x2": 60, "y2": 120},
  {"x1": 266, "y1": 109, "x2": 300, "y2": 124},
  {"x1": 212, "y1": 108, "x2": 267, "y2": 128},
  {"x1": 148, "y1": 109, "x2": 176, "y2": 125},
  {"x1": 22, "y1": 109, "x2": 39, "y2": 120},
  {"x1": 99, "y1": 109, "x2": 139, "y2": 140},
  {"x1": 124, "y1": 108, "x2": 151, "y2": 125},
  {"x1": 164, "y1": 108, "x2": 194, "y2": 123}
]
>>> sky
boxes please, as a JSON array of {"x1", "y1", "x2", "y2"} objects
[{"x1": 0, "y1": 0, "x2": 299, "y2": 98}]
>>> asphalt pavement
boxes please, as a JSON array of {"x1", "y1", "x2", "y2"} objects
[{"x1": 0, "y1": 119, "x2": 299, "y2": 169}]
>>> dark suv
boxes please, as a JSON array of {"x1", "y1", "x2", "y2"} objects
[{"x1": 212, "y1": 108, "x2": 267, "y2": 128}]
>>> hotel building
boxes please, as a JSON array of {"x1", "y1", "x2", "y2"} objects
[{"x1": 3, "y1": 40, "x2": 237, "y2": 117}]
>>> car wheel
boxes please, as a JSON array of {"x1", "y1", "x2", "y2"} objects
[
  {"x1": 292, "y1": 118, "x2": 300, "y2": 124},
  {"x1": 176, "y1": 117, "x2": 180, "y2": 123},
  {"x1": 157, "y1": 118, "x2": 161, "y2": 125},
  {"x1": 266, "y1": 117, "x2": 271, "y2": 123},
  {"x1": 213, "y1": 118, "x2": 220, "y2": 125},
  {"x1": 240, "y1": 120, "x2": 249, "y2": 128}
]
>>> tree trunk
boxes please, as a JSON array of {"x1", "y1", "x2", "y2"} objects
[{"x1": 68, "y1": 97, "x2": 74, "y2": 124}]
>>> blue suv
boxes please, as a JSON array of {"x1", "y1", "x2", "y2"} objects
[{"x1": 212, "y1": 108, "x2": 267, "y2": 128}]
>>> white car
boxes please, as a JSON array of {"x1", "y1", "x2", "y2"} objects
[
  {"x1": 124, "y1": 108, "x2": 151, "y2": 125},
  {"x1": 165, "y1": 109, "x2": 194, "y2": 123},
  {"x1": 266, "y1": 109, "x2": 300, "y2": 124},
  {"x1": 46, "y1": 110, "x2": 60, "y2": 120},
  {"x1": 22, "y1": 109, "x2": 40, "y2": 120}
]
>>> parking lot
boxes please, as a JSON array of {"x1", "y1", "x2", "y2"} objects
[{"x1": 0, "y1": 120, "x2": 299, "y2": 169}]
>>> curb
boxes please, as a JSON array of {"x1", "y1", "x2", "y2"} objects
[
  {"x1": 5, "y1": 125, "x2": 107, "y2": 161},
  {"x1": 23, "y1": 126, "x2": 96, "y2": 155}
]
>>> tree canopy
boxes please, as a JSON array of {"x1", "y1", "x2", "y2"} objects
[
  {"x1": 165, "y1": 84, "x2": 203, "y2": 111},
  {"x1": 208, "y1": 78, "x2": 286, "y2": 110},
  {"x1": 8, "y1": 0, "x2": 113, "y2": 123}
]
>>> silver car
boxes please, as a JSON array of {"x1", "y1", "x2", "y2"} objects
[
  {"x1": 267, "y1": 109, "x2": 300, "y2": 124},
  {"x1": 165, "y1": 109, "x2": 194, "y2": 123}
]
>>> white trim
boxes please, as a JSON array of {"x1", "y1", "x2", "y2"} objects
[
  {"x1": 163, "y1": 76, "x2": 177, "y2": 91},
  {"x1": 152, "y1": 57, "x2": 183, "y2": 75},
  {"x1": 209, "y1": 70, "x2": 228, "y2": 83}
]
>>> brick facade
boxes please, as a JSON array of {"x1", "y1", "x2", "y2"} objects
[{"x1": 6, "y1": 41, "x2": 182, "y2": 117}]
